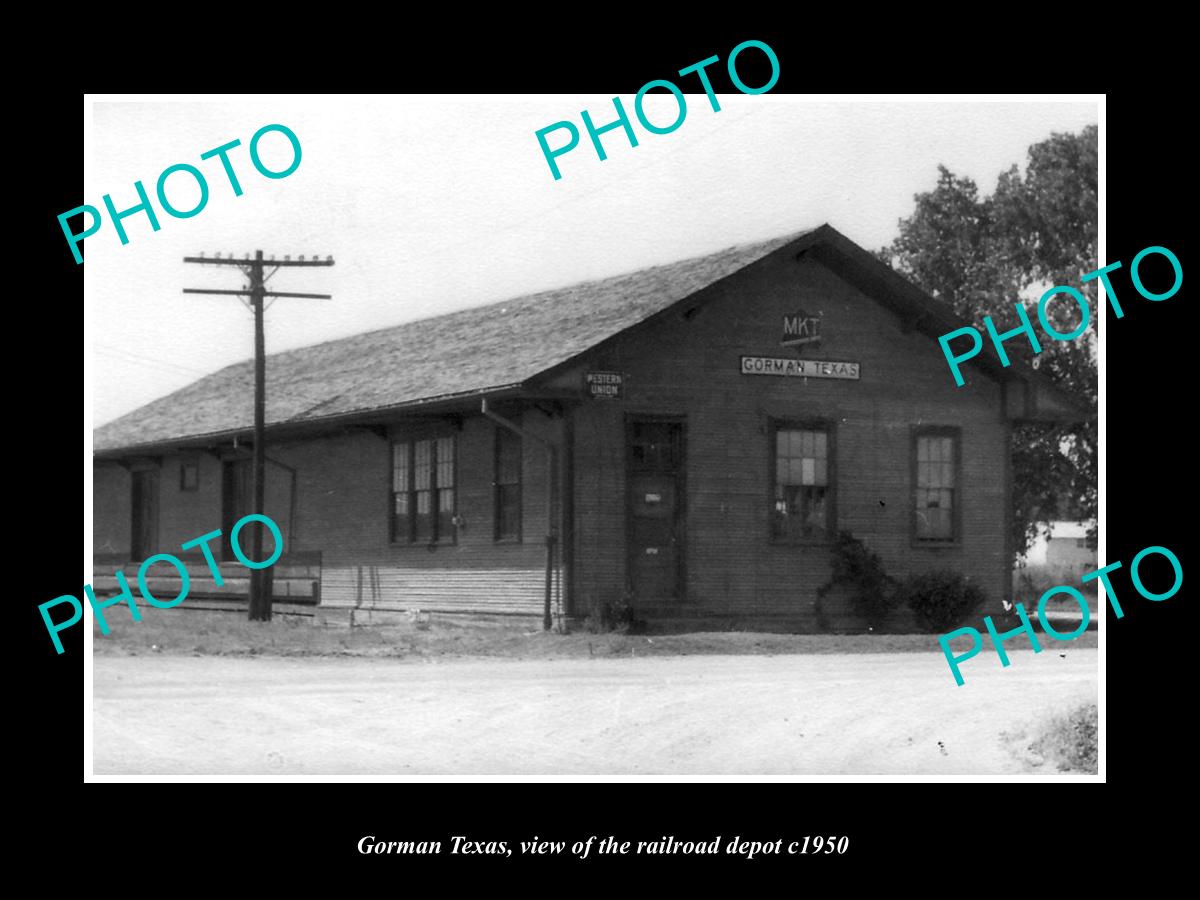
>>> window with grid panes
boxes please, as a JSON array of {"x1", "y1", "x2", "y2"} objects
[
  {"x1": 771, "y1": 423, "x2": 833, "y2": 542},
  {"x1": 392, "y1": 435, "x2": 456, "y2": 544},
  {"x1": 914, "y1": 430, "x2": 958, "y2": 542}
]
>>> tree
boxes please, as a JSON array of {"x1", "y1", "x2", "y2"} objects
[{"x1": 880, "y1": 126, "x2": 1098, "y2": 560}]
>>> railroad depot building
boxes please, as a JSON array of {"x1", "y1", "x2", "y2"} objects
[{"x1": 92, "y1": 224, "x2": 1084, "y2": 629}]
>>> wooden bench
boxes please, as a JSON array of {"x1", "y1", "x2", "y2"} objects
[{"x1": 91, "y1": 556, "x2": 322, "y2": 605}]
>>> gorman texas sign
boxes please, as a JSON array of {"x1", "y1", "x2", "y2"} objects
[{"x1": 740, "y1": 356, "x2": 861, "y2": 380}]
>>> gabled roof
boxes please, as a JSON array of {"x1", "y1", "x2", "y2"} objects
[
  {"x1": 94, "y1": 230, "x2": 809, "y2": 453},
  {"x1": 93, "y1": 223, "x2": 1091, "y2": 455}
]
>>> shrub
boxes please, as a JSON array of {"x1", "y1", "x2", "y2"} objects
[
  {"x1": 1030, "y1": 703, "x2": 1098, "y2": 774},
  {"x1": 898, "y1": 570, "x2": 987, "y2": 633},
  {"x1": 584, "y1": 590, "x2": 638, "y2": 634},
  {"x1": 816, "y1": 531, "x2": 897, "y2": 631}
]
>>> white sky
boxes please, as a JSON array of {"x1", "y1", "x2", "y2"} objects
[{"x1": 85, "y1": 96, "x2": 1098, "y2": 427}]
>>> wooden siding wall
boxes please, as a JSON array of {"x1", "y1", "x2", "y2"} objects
[
  {"x1": 290, "y1": 409, "x2": 561, "y2": 614},
  {"x1": 93, "y1": 464, "x2": 132, "y2": 560},
  {"x1": 159, "y1": 454, "x2": 226, "y2": 550},
  {"x1": 93, "y1": 452, "x2": 298, "y2": 600},
  {"x1": 92, "y1": 409, "x2": 563, "y2": 616},
  {"x1": 552, "y1": 250, "x2": 1009, "y2": 629}
]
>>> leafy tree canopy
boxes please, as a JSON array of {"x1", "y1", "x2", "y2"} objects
[{"x1": 880, "y1": 125, "x2": 1098, "y2": 559}]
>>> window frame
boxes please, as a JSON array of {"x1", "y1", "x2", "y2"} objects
[
  {"x1": 910, "y1": 425, "x2": 962, "y2": 547},
  {"x1": 493, "y1": 426, "x2": 523, "y2": 543},
  {"x1": 768, "y1": 417, "x2": 837, "y2": 545},
  {"x1": 179, "y1": 456, "x2": 200, "y2": 493},
  {"x1": 390, "y1": 432, "x2": 458, "y2": 546}
]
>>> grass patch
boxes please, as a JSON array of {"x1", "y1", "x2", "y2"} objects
[
  {"x1": 92, "y1": 605, "x2": 1097, "y2": 661},
  {"x1": 1014, "y1": 564, "x2": 1099, "y2": 608},
  {"x1": 1028, "y1": 703, "x2": 1098, "y2": 774}
]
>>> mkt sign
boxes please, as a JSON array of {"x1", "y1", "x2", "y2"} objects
[{"x1": 782, "y1": 310, "x2": 821, "y2": 347}]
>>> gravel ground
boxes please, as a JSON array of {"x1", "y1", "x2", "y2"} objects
[{"x1": 92, "y1": 648, "x2": 1097, "y2": 776}]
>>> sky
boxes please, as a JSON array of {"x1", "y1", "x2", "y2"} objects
[{"x1": 85, "y1": 96, "x2": 1099, "y2": 427}]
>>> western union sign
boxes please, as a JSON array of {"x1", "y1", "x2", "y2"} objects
[
  {"x1": 740, "y1": 356, "x2": 861, "y2": 379},
  {"x1": 585, "y1": 371, "x2": 625, "y2": 398}
]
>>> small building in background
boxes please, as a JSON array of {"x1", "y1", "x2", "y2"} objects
[
  {"x1": 1024, "y1": 520, "x2": 1097, "y2": 575},
  {"x1": 1046, "y1": 521, "x2": 1098, "y2": 574}
]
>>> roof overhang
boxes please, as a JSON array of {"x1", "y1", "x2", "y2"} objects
[
  {"x1": 92, "y1": 384, "x2": 531, "y2": 459},
  {"x1": 94, "y1": 223, "x2": 1094, "y2": 457}
]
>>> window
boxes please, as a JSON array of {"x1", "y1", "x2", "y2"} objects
[
  {"x1": 913, "y1": 429, "x2": 959, "y2": 543},
  {"x1": 180, "y1": 458, "x2": 199, "y2": 492},
  {"x1": 494, "y1": 427, "x2": 522, "y2": 541},
  {"x1": 392, "y1": 435, "x2": 456, "y2": 544},
  {"x1": 771, "y1": 422, "x2": 834, "y2": 542}
]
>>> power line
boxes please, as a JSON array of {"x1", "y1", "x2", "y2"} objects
[
  {"x1": 96, "y1": 342, "x2": 345, "y2": 415},
  {"x1": 94, "y1": 343, "x2": 216, "y2": 378}
]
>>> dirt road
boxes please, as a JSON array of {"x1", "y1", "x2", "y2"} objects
[{"x1": 92, "y1": 650, "x2": 1097, "y2": 775}]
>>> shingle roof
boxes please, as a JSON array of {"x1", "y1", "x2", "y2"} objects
[{"x1": 94, "y1": 229, "x2": 813, "y2": 452}]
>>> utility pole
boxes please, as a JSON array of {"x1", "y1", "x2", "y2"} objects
[{"x1": 183, "y1": 250, "x2": 334, "y2": 620}]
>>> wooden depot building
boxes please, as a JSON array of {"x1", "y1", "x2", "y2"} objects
[{"x1": 92, "y1": 225, "x2": 1085, "y2": 629}]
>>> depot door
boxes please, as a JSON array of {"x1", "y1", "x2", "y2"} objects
[
  {"x1": 130, "y1": 469, "x2": 159, "y2": 561},
  {"x1": 221, "y1": 459, "x2": 253, "y2": 561},
  {"x1": 626, "y1": 417, "x2": 685, "y2": 602}
]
